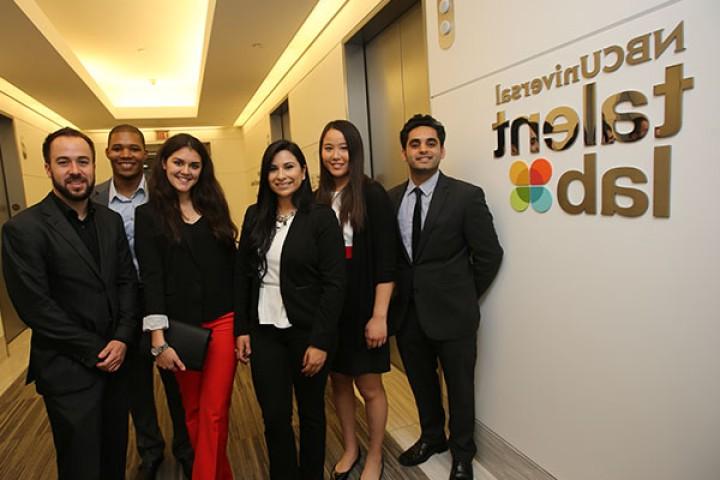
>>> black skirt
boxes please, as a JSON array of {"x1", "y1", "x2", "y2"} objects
[{"x1": 331, "y1": 258, "x2": 390, "y2": 376}]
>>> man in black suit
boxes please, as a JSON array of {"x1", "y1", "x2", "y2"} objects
[
  {"x1": 1, "y1": 127, "x2": 138, "y2": 479},
  {"x1": 389, "y1": 114, "x2": 503, "y2": 480},
  {"x1": 93, "y1": 124, "x2": 192, "y2": 479}
]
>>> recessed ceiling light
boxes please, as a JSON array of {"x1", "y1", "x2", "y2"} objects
[{"x1": 14, "y1": 0, "x2": 216, "y2": 119}]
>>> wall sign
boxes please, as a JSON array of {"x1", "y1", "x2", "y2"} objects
[{"x1": 491, "y1": 21, "x2": 693, "y2": 218}]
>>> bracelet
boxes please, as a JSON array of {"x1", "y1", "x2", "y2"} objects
[{"x1": 150, "y1": 342, "x2": 170, "y2": 357}]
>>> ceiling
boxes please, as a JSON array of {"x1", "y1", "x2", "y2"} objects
[{"x1": 0, "y1": 0, "x2": 318, "y2": 130}]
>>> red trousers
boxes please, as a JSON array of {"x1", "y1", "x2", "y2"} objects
[{"x1": 175, "y1": 313, "x2": 236, "y2": 480}]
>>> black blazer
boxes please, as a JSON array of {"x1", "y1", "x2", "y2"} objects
[
  {"x1": 235, "y1": 204, "x2": 346, "y2": 352},
  {"x1": 134, "y1": 203, "x2": 236, "y2": 331},
  {"x1": 388, "y1": 172, "x2": 503, "y2": 340},
  {"x1": 1, "y1": 194, "x2": 138, "y2": 395}
]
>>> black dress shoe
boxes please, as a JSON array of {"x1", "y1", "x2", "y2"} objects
[
  {"x1": 449, "y1": 459, "x2": 473, "y2": 480},
  {"x1": 398, "y1": 438, "x2": 448, "y2": 466},
  {"x1": 333, "y1": 447, "x2": 362, "y2": 480},
  {"x1": 137, "y1": 457, "x2": 163, "y2": 480}
]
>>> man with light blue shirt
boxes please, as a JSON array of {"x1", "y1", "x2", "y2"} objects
[
  {"x1": 388, "y1": 114, "x2": 503, "y2": 480},
  {"x1": 94, "y1": 124, "x2": 192, "y2": 479}
]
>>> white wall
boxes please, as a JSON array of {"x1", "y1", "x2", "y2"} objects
[
  {"x1": 424, "y1": 0, "x2": 720, "y2": 479},
  {"x1": 288, "y1": 45, "x2": 348, "y2": 186},
  {"x1": 14, "y1": 118, "x2": 61, "y2": 205}
]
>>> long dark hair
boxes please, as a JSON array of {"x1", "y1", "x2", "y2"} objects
[
  {"x1": 247, "y1": 140, "x2": 313, "y2": 272},
  {"x1": 316, "y1": 120, "x2": 366, "y2": 231},
  {"x1": 148, "y1": 133, "x2": 237, "y2": 246}
]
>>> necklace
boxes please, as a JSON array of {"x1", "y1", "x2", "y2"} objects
[{"x1": 276, "y1": 209, "x2": 296, "y2": 226}]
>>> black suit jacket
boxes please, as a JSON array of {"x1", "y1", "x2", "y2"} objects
[
  {"x1": 1, "y1": 193, "x2": 138, "y2": 395},
  {"x1": 235, "y1": 204, "x2": 346, "y2": 352},
  {"x1": 388, "y1": 172, "x2": 503, "y2": 340}
]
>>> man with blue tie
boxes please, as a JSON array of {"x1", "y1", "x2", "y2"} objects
[{"x1": 389, "y1": 114, "x2": 503, "y2": 480}]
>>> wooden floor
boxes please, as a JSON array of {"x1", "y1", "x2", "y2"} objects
[{"x1": 0, "y1": 363, "x2": 430, "y2": 480}]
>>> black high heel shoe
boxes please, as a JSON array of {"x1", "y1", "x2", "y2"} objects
[{"x1": 333, "y1": 447, "x2": 362, "y2": 480}]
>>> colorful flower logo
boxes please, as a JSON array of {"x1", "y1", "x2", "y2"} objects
[{"x1": 509, "y1": 158, "x2": 553, "y2": 213}]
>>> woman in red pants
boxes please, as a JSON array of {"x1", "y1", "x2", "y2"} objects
[{"x1": 135, "y1": 133, "x2": 239, "y2": 479}]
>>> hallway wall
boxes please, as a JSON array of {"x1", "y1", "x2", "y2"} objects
[
  {"x1": 423, "y1": 0, "x2": 719, "y2": 479},
  {"x1": 0, "y1": 78, "x2": 73, "y2": 206}
]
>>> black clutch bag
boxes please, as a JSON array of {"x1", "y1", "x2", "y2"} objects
[
  {"x1": 165, "y1": 320, "x2": 211, "y2": 371},
  {"x1": 141, "y1": 320, "x2": 211, "y2": 371}
]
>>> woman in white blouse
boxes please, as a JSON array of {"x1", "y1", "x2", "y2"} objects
[{"x1": 235, "y1": 140, "x2": 345, "y2": 480}]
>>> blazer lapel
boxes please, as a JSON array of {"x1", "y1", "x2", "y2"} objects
[
  {"x1": 415, "y1": 172, "x2": 449, "y2": 261},
  {"x1": 94, "y1": 208, "x2": 115, "y2": 284},
  {"x1": 280, "y1": 208, "x2": 307, "y2": 265},
  {"x1": 91, "y1": 179, "x2": 111, "y2": 207},
  {"x1": 41, "y1": 195, "x2": 103, "y2": 281},
  {"x1": 390, "y1": 181, "x2": 408, "y2": 214}
]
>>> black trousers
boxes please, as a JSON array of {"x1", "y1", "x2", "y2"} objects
[
  {"x1": 250, "y1": 325, "x2": 331, "y2": 480},
  {"x1": 128, "y1": 347, "x2": 192, "y2": 464},
  {"x1": 43, "y1": 366, "x2": 129, "y2": 480},
  {"x1": 396, "y1": 301, "x2": 478, "y2": 462}
]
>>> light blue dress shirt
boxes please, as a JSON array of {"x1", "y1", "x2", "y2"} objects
[
  {"x1": 108, "y1": 176, "x2": 147, "y2": 271},
  {"x1": 397, "y1": 170, "x2": 440, "y2": 260}
]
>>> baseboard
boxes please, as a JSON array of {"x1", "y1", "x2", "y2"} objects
[{"x1": 476, "y1": 421, "x2": 557, "y2": 480}]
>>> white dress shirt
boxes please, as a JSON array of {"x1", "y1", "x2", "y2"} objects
[{"x1": 258, "y1": 215, "x2": 295, "y2": 328}]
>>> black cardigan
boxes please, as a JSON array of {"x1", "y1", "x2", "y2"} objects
[
  {"x1": 234, "y1": 203, "x2": 346, "y2": 352},
  {"x1": 342, "y1": 179, "x2": 396, "y2": 340}
]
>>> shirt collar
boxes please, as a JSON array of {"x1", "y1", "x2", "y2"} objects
[
  {"x1": 50, "y1": 191, "x2": 95, "y2": 222},
  {"x1": 109, "y1": 175, "x2": 146, "y2": 202},
  {"x1": 405, "y1": 170, "x2": 441, "y2": 198}
]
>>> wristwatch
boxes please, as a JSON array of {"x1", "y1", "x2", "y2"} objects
[{"x1": 151, "y1": 342, "x2": 170, "y2": 357}]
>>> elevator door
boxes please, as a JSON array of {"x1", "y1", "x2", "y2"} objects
[
  {"x1": 0, "y1": 117, "x2": 26, "y2": 342},
  {"x1": 363, "y1": 2, "x2": 429, "y2": 371},
  {"x1": 365, "y1": 2, "x2": 430, "y2": 189}
]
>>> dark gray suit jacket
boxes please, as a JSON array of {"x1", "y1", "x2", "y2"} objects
[
  {"x1": 92, "y1": 179, "x2": 111, "y2": 206},
  {"x1": 1, "y1": 193, "x2": 138, "y2": 395},
  {"x1": 388, "y1": 172, "x2": 503, "y2": 340}
]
